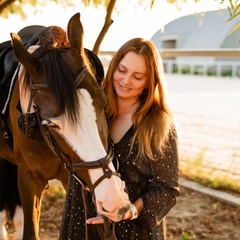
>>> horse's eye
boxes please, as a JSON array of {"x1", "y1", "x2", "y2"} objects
[{"x1": 42, "y1": 120, "x2": 60, "y2": 129}]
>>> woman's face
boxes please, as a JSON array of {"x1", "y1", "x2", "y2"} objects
[{"x1": 113, "y1": 51, "x2": 148, "y2": 101}]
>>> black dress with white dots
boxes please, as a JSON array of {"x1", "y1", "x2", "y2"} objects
[{"x1": 60, "y1": 125, "x2": 180, "y2": 240}]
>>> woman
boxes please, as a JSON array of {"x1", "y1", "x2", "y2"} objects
[{"x1": 60, "y1": 38, "x2": 180, "y2": 240}]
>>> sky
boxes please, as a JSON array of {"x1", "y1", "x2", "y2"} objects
[{"x1": 0, "y1": 0, "x2": 229, "y2": 51}]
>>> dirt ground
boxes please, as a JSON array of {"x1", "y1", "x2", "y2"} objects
[
  {"x1": 166, "y1": 187, "x2": 240, "y2": 240},
  {"x1": 6, "y1": 184, "x2": 240, "y2": 240}
]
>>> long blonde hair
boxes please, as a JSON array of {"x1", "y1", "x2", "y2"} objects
[{"x1": 102, "y1": 38, "x2": 175, "y2": 160}]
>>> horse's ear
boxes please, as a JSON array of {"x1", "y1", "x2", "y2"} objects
[
  {"x1": 10, "y1": 33, "x2": 39, "y2": 76},
  {"x1": 67, "y1": 12, "x2": 84, "y2": 53}
]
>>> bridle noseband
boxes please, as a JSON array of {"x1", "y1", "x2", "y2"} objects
[{"x1": 71, "y1": 142, "x2": 119, "y2": 193}]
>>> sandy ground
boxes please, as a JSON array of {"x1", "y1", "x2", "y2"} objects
[{"x1": 5, "y1": 184, "x2": 240, "y2": 240}]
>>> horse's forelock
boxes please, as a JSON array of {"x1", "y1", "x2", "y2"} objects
[{"x1": 48, "y1": 50, "x2": 81, "y2": 123}]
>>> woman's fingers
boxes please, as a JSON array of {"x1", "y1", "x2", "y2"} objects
[{"x1": 86, "y1": 216, "x2": 105, "y2": 224}]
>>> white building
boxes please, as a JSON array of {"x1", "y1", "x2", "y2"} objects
[{"x1": 151, "y1": 9, "x2": 240, "y2": 77}]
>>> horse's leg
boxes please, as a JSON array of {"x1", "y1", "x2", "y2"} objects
[
  {"x1": 0, "y1": 159, "x2": 18, "y2": 240},
  {"x1": 0, "y1": 160, "x2": 7, "y2": 240},
  {"x1": 13, "y1": 205, "x2": 24, "y2": 240},
  {"x1": 0, "y1": 211, "x2": 7, "y2": 240},
  {"x1": 18, "y1": 168, "x2": 46, "y2": 240}
]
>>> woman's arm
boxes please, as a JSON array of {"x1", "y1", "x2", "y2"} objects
[{"x1": 138, "y1": 132, "x2": 180, "y2": 226}]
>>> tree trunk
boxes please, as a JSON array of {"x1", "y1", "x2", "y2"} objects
[{"x1": 92, "y1": 0, "x2": 116, "y2": 54}]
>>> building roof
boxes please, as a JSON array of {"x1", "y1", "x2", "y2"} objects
[{"x1": 151, "y1": 8, "x2": 240, "y2": 50}]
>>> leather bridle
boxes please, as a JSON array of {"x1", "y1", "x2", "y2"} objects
[{"x1": 26, "y1": 66, "x2": 119, "y2": 240}]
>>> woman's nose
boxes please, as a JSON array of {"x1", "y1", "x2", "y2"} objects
[{"x1": 122, "y1": 74, "x2": 131, "y2": 84}]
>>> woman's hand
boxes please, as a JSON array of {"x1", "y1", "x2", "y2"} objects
[
  {"x1": 86, "y1": 199, "x2": 143, "y2": 224},
  {"x1": 86, "y1": 208, "x2": 132, "y2": 225},
  {"x1": 86, "y1": 215, "x2": 105, "y2": 224}
]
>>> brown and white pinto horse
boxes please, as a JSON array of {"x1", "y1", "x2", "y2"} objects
[{"x1": 0, "y1": 13, "x2": 130, "y2": 240}]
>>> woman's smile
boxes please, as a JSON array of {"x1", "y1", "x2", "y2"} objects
[{"x1": 118, "y1": 83, "x2": 132, "y2": 92}]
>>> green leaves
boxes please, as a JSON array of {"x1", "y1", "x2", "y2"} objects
[{"x1": 226, "y1": 0, "x2": 240, "y2": 44}]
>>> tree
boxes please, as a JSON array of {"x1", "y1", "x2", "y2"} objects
[
  {"x1": 85, "y1": 0, "x2": 117, "y2": 54},
  {"x1": 0, "y1": 0, "x2": 239, "y2": 53},
  {"x1": 0, "y1": 0, "x2": 75, "y2": 18}
]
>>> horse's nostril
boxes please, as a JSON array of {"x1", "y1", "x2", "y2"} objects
[
  {"x1": 102, "y1": 206, "x2": 108, "y2": 212},
  {"x1": 118, "y1": 204, "x2": 131, "y2": 217}
]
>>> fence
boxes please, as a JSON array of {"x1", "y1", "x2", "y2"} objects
[
  {"x1": 161, "y1": 49, "x2": 240, "y2": 77},
  {"x1": 99, "y1": 49, "x2": 240, "y2": 78}
]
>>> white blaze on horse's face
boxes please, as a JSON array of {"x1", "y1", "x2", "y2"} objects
[{"x1": 49, "y1": 89, "x2": 131, "y2": 221}]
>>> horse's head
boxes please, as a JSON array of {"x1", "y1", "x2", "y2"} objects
[{"x1": 11, "y1": 13, "x2": 131, "y2": 222}]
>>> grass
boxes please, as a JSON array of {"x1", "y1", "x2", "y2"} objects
[
  {"x1": 180, "y1": 149, "x2": 240, "y2": 194},
  {"x1": 170, "y1": 66, "x2": 237, "y2": 77},
  {"x1": 182, "y1": 232, "x2": 196, "y2": 240}
]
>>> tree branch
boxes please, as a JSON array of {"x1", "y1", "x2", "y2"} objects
[{"x1": 0, "y1": 0, "x2": 16, "y2": 15}]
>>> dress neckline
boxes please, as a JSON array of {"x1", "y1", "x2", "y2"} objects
[{"x1": 113, "y1": 125, "x2": 133, "y2": 145}]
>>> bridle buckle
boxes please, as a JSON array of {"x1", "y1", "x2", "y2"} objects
[{"x1": 100, "y1": 159, "x2": 113, "y2": 178}]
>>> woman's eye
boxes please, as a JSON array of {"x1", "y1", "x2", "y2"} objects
[{"x1": 134, "y1": 76, "x2": 141, "y2": 80}]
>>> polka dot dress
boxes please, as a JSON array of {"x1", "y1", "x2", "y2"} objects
[{"x1": 60, "y1": 125, "x2": 180, "y2": 240}]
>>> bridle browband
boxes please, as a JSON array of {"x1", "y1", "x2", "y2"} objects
[{"x1": 26, "y1": 65, "x2": 119, "y2": 240}]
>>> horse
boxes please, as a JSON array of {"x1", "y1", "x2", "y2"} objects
[{"x1": 0, "y1": 12, "x2": 131, "y2": 240}]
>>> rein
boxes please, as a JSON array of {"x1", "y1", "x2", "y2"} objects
[{"x1": 26, "y1": 66, "x2": 118, "y2": 240}]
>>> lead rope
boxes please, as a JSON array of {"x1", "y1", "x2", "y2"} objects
[
  {"x1": 80, "y1": 186, "x2": 89, "y2": 240},
  {"x1": 95, "y1": 216, "x2": 116, "y2": 240},
  {"x1": 102, "y1": 216, "x2": 117, "y2": 240}
]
